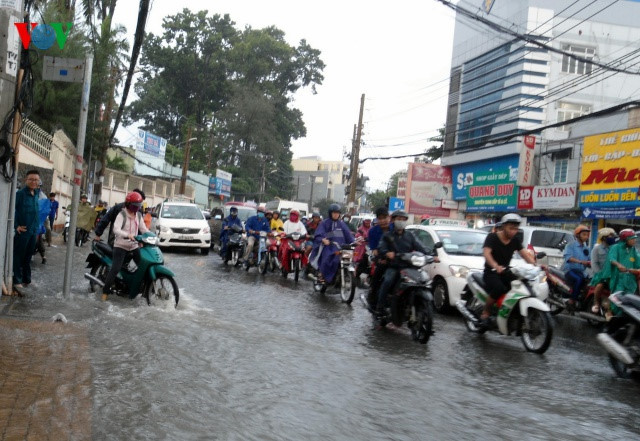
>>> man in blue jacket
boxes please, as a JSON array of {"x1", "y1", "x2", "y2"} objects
[
  {"x1": 220, "y1": 206, "x2": 242, "y2": 257},
  {"x1": 13, "y1": 170, "x2": 42, "y2": 290},
  {"x1": 242, "y1": 207, "x2": 270, "y2": 266},
  {"x1": 310, "y1": 204, "x2": 354, "y2": 283}
]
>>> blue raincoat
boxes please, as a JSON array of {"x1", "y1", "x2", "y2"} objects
[{"x1": 310, "y1": 218, "x2": 354, "y2": 283}]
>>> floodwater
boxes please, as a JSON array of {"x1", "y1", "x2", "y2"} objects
[{"x1": 5, "y1": 241, "x2": 640, "y2": 440}]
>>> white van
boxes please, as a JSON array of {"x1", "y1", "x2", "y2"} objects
[
  {"x1": 264, "y1": 200, "x2": 309, "y2": 218},
  {"x1": 152, "y1": 200, "x2": 211, "y2": 254}
]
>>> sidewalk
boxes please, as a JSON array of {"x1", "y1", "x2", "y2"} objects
[{"x1": 1, "y1": 234, "x2": 93, "y2": 441}]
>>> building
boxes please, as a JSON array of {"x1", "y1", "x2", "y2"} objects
[
  {"x1": 442, "y1": 0, "x2": 640, "y2": 225},
  {"x1": 291, "y1": 156, "x2": 349, "y2": 204}
]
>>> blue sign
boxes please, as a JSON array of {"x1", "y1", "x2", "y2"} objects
[
  {"x1": 452, "y1": 155, "x2": 519, "y2": 201},
  {"x1": 581, "y1": 206, "x2": 640, "y2": 219},
  {"x1": 136, "y1": 129, "x2": 167, "y2": 158},
  {"x1": 209, "y1": 177, "x2": 231, "y2": 198},
  {"x1": 579, "y1": 187, "x2": 639, "y2": 208},
  {"x1": 389, "y1": 197, "x2": 405, "y2": 211}
]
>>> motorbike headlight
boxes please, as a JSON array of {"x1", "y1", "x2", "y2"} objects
[
  {"x1": 160, "y1": 226, "x2": 171, "y2": 233},
  {"x1": 449, "y1": 265, "x2": 469, "y2": 278},
  {"x1": 144, "y1": 236, "x2": 158, "y2": 245},
  {"x1": 201, "y1": 227, "x2": 210, "y2": 235},
  {"x1": 410, "y1": 254, "x2": 427, "y2": 267}
]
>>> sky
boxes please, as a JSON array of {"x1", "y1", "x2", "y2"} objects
[{"x1": 112, "y1": 0, "x2": 458, "y2": 191}]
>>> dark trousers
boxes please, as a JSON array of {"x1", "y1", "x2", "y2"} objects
[
  {"x1": 369, "y1": 261, "x2": 387, "y2": 306},
  {"x1": 34, "y1": 235, "x2": 45, "y2": 258},
  {"x1": 103, "y1": 247, "x2": 140, "y2": 293},
  {"x1": 483, "y1": 270, "x2": 517, "y2": 300},
  {"x1": 565, "y1": 269, "x2": 585, "y2": 301},
  {"x1": 13, "y1": 232, "x2": 36, "y2": 284},
  {"x1": 377, "y1": 267, "x2": 400, "y2": 310}
]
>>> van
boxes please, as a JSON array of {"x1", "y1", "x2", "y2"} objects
[
  {"x1": 264, "y1": 200, "x2": 309, "y2": 218},
  {"x1": 516, "y1": 226, "x2": 575, "y2": 268},
  {"x1": 152, "y1": 200, "x2": 211, "y2": 254}
]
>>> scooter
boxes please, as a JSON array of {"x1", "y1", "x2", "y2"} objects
[
  {"x1": 597, "y1": 291, "x2": 640, "y2": 378},
  {"x1": 84, "y1": 232, "x2": 179, "y2": 307},
  {"x1": 62, "y1": 208, "x2": 70, "y2": 242},
  {"x1": 265, "y1": 232, "x2": 280, "y2": 273},
  {"x1": 457, "y1": 264, "x2": 553, "y2": 353},
  {"x1": 246, "y1": 231, "x2": 268, "y2": 272},
  {"x1": 361, "y1": 251, "x2": 436, "y2": 344},
  {"x1": 223, "y1": 224, "x2": 245, "y2": 266},
  {"x1": 312, "y1": 241, "x2": 356, "y2": 302},
  {"x1": 280, "y1": 232, "x2": 308, "y2": 281}
]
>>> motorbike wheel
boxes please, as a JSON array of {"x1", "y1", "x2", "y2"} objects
[
  {"x1": 294, "y1": 259, "x2": 300, "y2": 283},
  {"x1": 521, "y1": 309, "x2": 553, "y2": 354},
  {"x1": 63, "y1": 227, "x2": 68, "y2": 243},
  {"x1": 231, "y1": 250, "x2": 239, "y2": 267},
  {"x1": 259, "y1": 253, "x2": 268, "y2": 274},
  {"x1": 463, "y1": 297, "x2": 487, "y2": 335},
  {"x1": 340, "y1": 268, "x2": 354, "y2": 304},
  {"x1": 608, "y1": 330, "x2": 634, "y2": 379},
  {"x1": 269, "y1": 253, "x2": 277, "y2": 272},
  {"x1": 433, "y1": 279, "x2": 451, "y2": 314},
  {"x1": 412, "y1": 295, "x2": 434, "y2": 344},
  {"x1": 89, "y1": 263, "x2": 108, "y2": 293},
  {"x1": 144, "y1": 274, "x2": 179, "y2": 308}
]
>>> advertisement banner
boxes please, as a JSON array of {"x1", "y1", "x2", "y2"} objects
[
  {"x1": 136, "y1": 129, "x2": 167, "y2": 159},
  {"x1": 405, "y1": 163, "x2": 452, "y2": 217},
  {"x1": 453, "y1": 155, "x2": 519, "y2": 212},
  {"x1": 517, "y1": 135, "x2": 537, "y2": 186},
  {"x1": 581, "y1": 206, "x2": 640, "y2": 219},
  {"x1": 580, "y1": 128, "x2": 640, "y2": 210},
  {"x1": 389, "y1": 197, "x2": 405, "y2": 211},
  {"x1": 397, "y1": 176, "x2": 407, "y2": 198},
  {"x1": 209, "y1": 168, "x2": 232, "y2": 197},
  {"x1": 517, "y1": 184, "x2": 577, "y2": 210}
]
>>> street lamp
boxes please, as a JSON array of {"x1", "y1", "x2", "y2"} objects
[{"x1": 170, "y1": 137, "x2": 197, "y2": 170}]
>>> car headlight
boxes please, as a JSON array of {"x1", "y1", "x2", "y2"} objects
[
  {"x1": 202, "y1": 227, "x2": 210, "y2": 235},
  {"x1": 160, "y1": 226, "x2": 171, "y2": 233},
  {"x1": 410, "y1": 254, "x2": 427, "y2": 267},
  {"x1": 450, "y1": 265, "x2": 470, "y2": 278}
]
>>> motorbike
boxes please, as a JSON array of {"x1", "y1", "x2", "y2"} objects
[
  {"x1": 312, "y1": 241, "x2": 356, "y2": 302},
  {"x1": 75, "y1": 227, "x2": 90, "y2": 247},
  {"x1": 360, "y1": 251, "x2": 436, "y2": 344},
  {"x1": 457, "y1": 264, "x2": 553, "y2": 353},
  {"x1": 280, "y1": 232, "x2": 307, "y2": 281},
  {"x1": 223, "y1": 224, "x2": 245, "y2": 266},
  {"x1": 84, "y1": 232, "x2": 179, "y2": 307},
  {"x1": 597, "y1": 292, "x2": 640, "y2": 378},
  {"x1": 246, "y1": 231, "x2": 268, "y2": 272},
  {"x1": 62, "y1": 208, "x2": 70, "y2": 242},
  {"x1": 543, "y1": 265, "x2": 608, "y2": 326},
  {"x1": 264, "y1": 232, "x2": 280, "y2": 273}
]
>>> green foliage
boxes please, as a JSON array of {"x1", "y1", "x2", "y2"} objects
[
  {"x1": 367, "y1": 190, "x2": 389, "y2": 212},
  {"x1": 106, "y1": 155, "x2": 128, "y2": 172},
  {"x1": 315, "y1": 198, "x2": 338, "y2": 216}
]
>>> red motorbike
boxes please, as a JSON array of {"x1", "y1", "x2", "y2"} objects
[
  {"x1": 263, "y1": 232, "x2": 280, "y2": 274},
  {"x1": 279, "y1": 232, "x2": 308, "y2": 282}
]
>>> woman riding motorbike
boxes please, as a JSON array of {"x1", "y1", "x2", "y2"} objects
[
  {"x1": 279, "y1": 209, "x2": 308, "y2": 274},
  {"x1": 270, "y1": 211, "x2": 284, "y2": 232},
  {"x1": 599, "y1": 229, "x2": 640, "y2": 294},
  {"x1": 310, "y1": 204, "x2": 354, "y2": 284},
  {"x1": 589, "y1": 227, "x2": 617, "y2": 313}
]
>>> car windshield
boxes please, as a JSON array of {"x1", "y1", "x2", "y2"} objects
[
  {"x1": 436, "y1": 230, "x2": 487, "y2": 256},
  {"x1": 161, "y1": 205, "x2": 204, "y2": 220}
]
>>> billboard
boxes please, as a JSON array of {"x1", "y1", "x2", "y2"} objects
[
  {"x1": 389, "y1": 197, "x2": 405, "y2": 211},
  {"x1": 517, "y1": 135, "x2": 537, "y2": 186},
  {"x1": 396, "y1": 176, "x2": 407, "y2": 198},
  {"x1": 517, "y1": 184, "x2": 576, "y2": 210},
  {"x1": 405, "y1": 163, "x2": 452, "y2": 217},
  {"x1": 209, "y1": 168, "x2": 232, "y2": 198},
  {"x1": 135, "y1": 129, "x2": 167, "y2": 159},
  {"x1": 579, "y1": 128, "x2": 640, "y2": 214}
]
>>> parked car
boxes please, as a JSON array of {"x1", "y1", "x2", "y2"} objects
[{"x1": 152, "y1": 200, "x2": 211, "y2": 254}]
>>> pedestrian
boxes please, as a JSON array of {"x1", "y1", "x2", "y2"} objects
[
  {"x1": 47, "y1": 192, "x2": 59, "y2": 243},
  {"x1": 33, "y1": 190, "x2": 52, "y2": 264},
  {"x1": 143, "y1": 207, "x2": 152, "y2": 229},
  {"x1": 12, "y1": 170, "x2": 42, "y2": 293}
]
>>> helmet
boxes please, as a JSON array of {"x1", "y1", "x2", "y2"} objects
[
  {"x1": 257, "y1": 206, "x2": 265, "y2": 213},
  {"x1": 302, "y1": 216, "x2": 308, "y2": 222},
  {"x1": 500, "y1": 213, "x2": 522, "y2": 225},
  {"x1": 230, "y1": 206, "x2": 238, "y2": 213},
  {"x1": 80, "y1": 194, "x2": 88, "y2": 199},
  {"x1": 597, "y1": 227, "x2": 616, "y2": 240},
  {"x1": 574, "y1": 225, "x2": 591, "y2": 236},
  {"x1": 265, "y1": 210, "x2": 273, "y2": 216},
  {"x1": 290, "y1": 209, "x2": 300, "y2": 216},
  {"x1": 312, "y1": 212, "x2": 320, "y2": 218},
  {"x1": 125, "y1": 191, "x2": 143, "y2": 204},
  {"x1": 619, "y1": 229, "x2": 637, "y2": 241},
  {"x1": 391, "y1": 210, "x2": 408, "y2": 219},
  {"x1": 328, "y1": 203, "x2": 342, "y2": 216},
  {"x1": 272, "y1": 211, "x2": 280, "y2": 216},
  {"x1": 420, "y1": 214, "x2": 431, "y2": 221}
]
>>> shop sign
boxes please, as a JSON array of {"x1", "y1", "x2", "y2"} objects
[
  {"x1": 441, "y1": 199, "x2": 459, "y2": 209},
  {"x1": 397, "y1": 176, "x2": 407, "y2": 198},
  {"x1": 581, "y1": 206, "x2": 640, "y2": 220},
  {"x1": 389, "y1": 197, "x2": 405, "y2": 211},
  {"x1": 580, "y1": 128, "x2": 640, "y2": 208},
  {"x1": 405, "y1": 163, "x2": 452, "y2": 217},
  {"x1": 423, "y1": 218, "x2": 470, "y2": 227},
  {"x1": 452, "y1": 155, "x2": 519, "y2": 212},
  {"x1": 517, "y1": 135, "x2": 537, "y2": 186},
  {"x1": 517, "y1": 184, "x2": 576, "y2": 210}
]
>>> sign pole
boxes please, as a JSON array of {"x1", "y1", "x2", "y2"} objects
[{"x1": 62, "y1": 55, "x2": 93, "y2": 298}]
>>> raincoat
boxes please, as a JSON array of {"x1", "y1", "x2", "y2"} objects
[
  {"x1": 353, "y1": 223, "x2": 370, "y2": 263},
  {"x1": 310, "y1": 218, "x2": 354, "y2": 283},
  {"x1": 598, "y1": 241, "x2": 640, "y2": 293}
]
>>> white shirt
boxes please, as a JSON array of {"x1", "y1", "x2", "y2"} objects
[{"x1": 283, "y1": 220, "x2": 307, "y2": 235}]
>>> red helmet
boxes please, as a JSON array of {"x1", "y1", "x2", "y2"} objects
[
  {"x1": 125, "y1": 191, "x2": 143, "y2": 204},
  {"x1": 619, "y1": 229, "x2": 637, "y2": 241}
]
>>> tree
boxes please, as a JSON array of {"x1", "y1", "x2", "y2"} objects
[
  {"x1": 417, "y1": 126, "x2": 445, "y2": 163},
  {"x1": 367, "y1": 190, "x2": 388, "y2": 211},
  {"x1": 106, "y1": 155, "x2": 128, "y2": 172}
]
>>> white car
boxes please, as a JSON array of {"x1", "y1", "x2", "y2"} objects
[
  {"x1": 153, "y1": 201, "x2": 211, "y2": 254},
  {"x1": 407, "y1": 225, "x2": 549, "y2": 314}
]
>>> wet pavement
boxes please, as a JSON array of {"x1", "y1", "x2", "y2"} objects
[{"x1": 1, "y1": 237, "x2": 640, "y2": 440}]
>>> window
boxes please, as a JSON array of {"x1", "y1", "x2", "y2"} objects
[
  {"x1": 553, "y1": 158, "x2": 568, "y2": 183},
  {"x1": 410, "y1": 229, "x2": 435, "y2": 249},
  {"x1": 530, "y1": 231, "x2": 574, "y2": 251},
  {"x1": 561, "y1": 44, "x2": 595, "y2": 75},
  {"x1": 557, "y1": 102, "x2": 591, "y2": 131}
]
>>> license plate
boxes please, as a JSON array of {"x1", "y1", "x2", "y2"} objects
[{"x1": 178, "y1": 235, "x2": 191, "y2": 240}]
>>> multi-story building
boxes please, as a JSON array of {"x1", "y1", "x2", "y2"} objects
[
  {"x1": 442, "y1": 0, "x2": 640, "y2": 225},
  {"x1": 291, "y1": 156, "x2": 349, "y2": 204}
]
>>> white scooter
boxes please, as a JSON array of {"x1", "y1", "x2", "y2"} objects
[
  {"x1": 456, "y1": 263, "x2": 553, "y2": 354},
  {"x1": 62, "y1": 207, "x2": 71, "y2": 242}
]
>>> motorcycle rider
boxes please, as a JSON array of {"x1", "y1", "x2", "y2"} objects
[
  {"x1": 562, "y1": 225, "x2": 592, "y2": 308},
  {"x1": 310, "y1": 204, "x2": 354, "y2": 284},
  {"x1": 480, "y1": 213, "x2": 536, "y2": 327},
  {"x1": 242, "y1": 206, "x2": 271, "y2": 267},
  {"x1": 599, "y1": 229, "x2": 640, "y2": 294},
  {"x1": 589, "y1": 228, "x2": 617, "y2": 313},
  {"x1": 270, "y1": 211, "x2": 284, "y2": 232},
  {"x1": 101, "y1": 191, "x2": 149, "y2": 301},
  {"x1": 304, "y1": 212, "x2": 322, "y2": 276},
  {"x1": 95, "y1": 188, "x2": 146, "y2": 245},
  {"x1": 376, "y1": 210, "x2": 428, "y2": 318},
  {"x1": 220, "y1": 206, "x2": 243, "y2": 258},
  {"x1": 279, "y1": 209, "x2": 308, "y2": 274},
  {"x1": 353, "y1": 217, "x2": 372, "y2": 282},
  {"x1": 367, "y1": 207, "x2": 395, "y2": 307}
]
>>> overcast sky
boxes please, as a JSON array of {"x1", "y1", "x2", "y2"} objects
[{"x1": 113, "y1": 0, "x2": 458, "y2": 190}]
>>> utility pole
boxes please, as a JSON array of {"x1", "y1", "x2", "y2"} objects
[
  {"x1": 308, "y1": 175, "x2": 316, "y2": 210},
  {"x1": 348, "y1": 94, "x2": 365, "y2": 213},
  {"x1": 179, "y1": 125, "x2": 193, "y2": 195}
]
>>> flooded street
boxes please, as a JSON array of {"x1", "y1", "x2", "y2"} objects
[{"x1": 5, "y1": 243, "x2": 640, "y2": 440}]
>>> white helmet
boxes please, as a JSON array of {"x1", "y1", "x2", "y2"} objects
[{"x1": 500, "y1": 213, "x2": 522, "y2": 225}]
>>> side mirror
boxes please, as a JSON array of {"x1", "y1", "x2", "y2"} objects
[
  {"x1": 433, "y1": 241, "x2": 443, "y2": 249},
  {"x1": 150, "y1": 212, "x2": 158, "y2": 218},
  {"x1": 536, "y1": 251, "x2": 547, "y2": 259}
]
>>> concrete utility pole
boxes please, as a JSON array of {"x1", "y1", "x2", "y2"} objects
[
  {"x1": 63, "y1": 56, "x2": 93, "y2": 298},
  {"x1": 179, "y1": 125, "x2": 193, "y2": 195},
  {"x1": 1, "y1": 1, "x2": 25, "y2": 294},
  {"x1": 348, "y1": 94, "x2": 365, "y2": 212},
  {"x1": 308, "y1": 175, "x2": 316, "y2": 210}
]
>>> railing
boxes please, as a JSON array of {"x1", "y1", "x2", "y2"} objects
[{"x1": 20, "y1": 119, "x2": 53, "y2": 159}]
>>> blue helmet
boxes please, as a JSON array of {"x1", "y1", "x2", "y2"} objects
[{"x1": 328, "y1": 203, "x2": 341, "y2": 217}]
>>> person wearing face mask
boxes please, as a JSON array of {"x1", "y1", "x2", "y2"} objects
[
  {"x1": 589, "y1": 228, "x2": 617, "y2": 313},
  {"x1": 279, "y1": 209, "x2": 308, "y2": 274},
  {"x1": 376, "y1": 210, "x2": 429, "y2": 318},
  {"x1": 310, "y1": 204, "x2": 354, "y2": 284},
  {"x1": 220, "y1": 206, "x2": 242, "y2": 258},
  {"x1": 95, "y1": 188, "x2": 146, "y2": 246},
  {"x1": 101, "y1": 191, "x2": 149, "y2": 301},
  {"x1": 242, "y1": 207, "x2": 271, "y2": 267},
  {"x1": 562, "y1": 225, "x2": 592, "y2": 308},
  {"x1": 599, "y1": 229, "x2": 640, "y2": 295}
]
